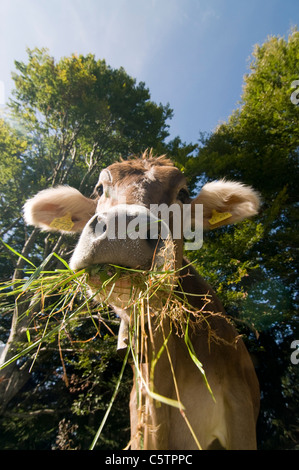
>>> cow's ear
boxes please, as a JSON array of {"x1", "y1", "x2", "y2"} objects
[
  {"x1": 191, "y1": 180, "x2": 260, "y2": 229},
  {"x1": 24, "y1": 186, "x2": 97, "y2": 233}
]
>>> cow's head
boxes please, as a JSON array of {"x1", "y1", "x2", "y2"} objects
[{"x1": 24, "y1": 152, "x2": 260, "y2": 297}]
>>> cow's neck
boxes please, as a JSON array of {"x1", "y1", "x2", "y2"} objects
[{"x1": 113, "y1": 303, "x2": 178, "y2": 450}]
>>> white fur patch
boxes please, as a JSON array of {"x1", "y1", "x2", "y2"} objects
[
  {"x1": 194, "y1": 179, "x2": 260, "y2": 228},
  {"x1": 24, "y1": 185, "x2": 96, "y2": 232},
  {"x1": 145, "y1": 166, "x2": 156, "y2": 182}
]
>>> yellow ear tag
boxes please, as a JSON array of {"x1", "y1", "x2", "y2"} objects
[
  {"x1": 208, "y1": 209, "x2": 232, "y2": 225},
  {"x1": 50, "y1": 212, "x2": 74, "y2": 231}
]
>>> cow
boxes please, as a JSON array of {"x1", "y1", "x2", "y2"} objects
[{"x1": 24, "y1": 151, "x2": 260, "y2": 450}]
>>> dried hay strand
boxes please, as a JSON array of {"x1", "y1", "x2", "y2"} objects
[{"x1": 0, "y1": 239, "x2": 235, "y2": 449}]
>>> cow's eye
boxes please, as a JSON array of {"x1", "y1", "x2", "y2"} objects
[
  {"x1": 177, "y1": 187, "x2": 190, "y2": 203},
  {"x1": 96, "y1": 184, "x2": 104, "y2": 197}
]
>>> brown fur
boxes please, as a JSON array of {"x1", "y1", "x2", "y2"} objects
[{"x1": 24, "y1": 152, "x2": 260, "y2": 449}]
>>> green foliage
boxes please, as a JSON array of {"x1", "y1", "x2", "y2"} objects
[
  {"x1": 0, "y1": 48, "x2": 177, "y2": 450},
  {"x1": 188, "y1": 220, "x2": 264, "y2": 315},
  {"x1": 188, "y1": 29, "x2": 299, "y2": 317},
  {"x1": 0, "y1": 249, "x2": 132, "y2": 450},
  {"x1": 10, "y1": 48, "x2": 173, "y2": 187},
  {"x1": 186, "y1": 29, "x2": 299, "y2": 449},
  {"x1": 1, "y1": 31, "x2": 299, "y2": 449},
  {"x1": 0, "y1": 323, "x2": 132, "y2": 450},
  {"x1": 1, "y1": 47, "x2": 175, "y2": 271}
]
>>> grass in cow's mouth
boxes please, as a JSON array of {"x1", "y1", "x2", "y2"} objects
[{"x1": 0, "y1": 241, "x2": 215, "y2": 450}]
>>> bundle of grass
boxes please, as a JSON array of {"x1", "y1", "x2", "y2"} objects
[
  {"x1": 82, "y1": 240, "x2": 218, "y2": 450},
  {"x1": 0, "y1": 240, "x2": 221, "y2": 449}
]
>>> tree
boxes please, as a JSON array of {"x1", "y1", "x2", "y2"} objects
[
  {"x1": 186, "y1": 29, "x2": 299, "y2": 449},
  {"x1": 2, "y1": 30, "x2": 298, "y2": 449},
  {"x1": 0, "y1": 48, "x2": 176, "y2": 449}
]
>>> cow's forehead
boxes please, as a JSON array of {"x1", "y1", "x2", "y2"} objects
[{"x1": 98, "y1": 159, "x2": 186, "y2": 188}]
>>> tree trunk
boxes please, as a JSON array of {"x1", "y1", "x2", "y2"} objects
[
  {"x1": 0, "y1": 296, "x2": 32, "y2": 413},
  {"x1": 0, "y1": 228, "x2": 48, "y2": 412}
]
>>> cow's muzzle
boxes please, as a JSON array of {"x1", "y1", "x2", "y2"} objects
[{"x1": 69, "y1": 204, "x2": 172, "y2": 271}]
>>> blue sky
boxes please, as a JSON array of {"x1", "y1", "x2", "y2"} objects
[{"x1": 0, "y1": 0, "x2": 298, "y2": 144}]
